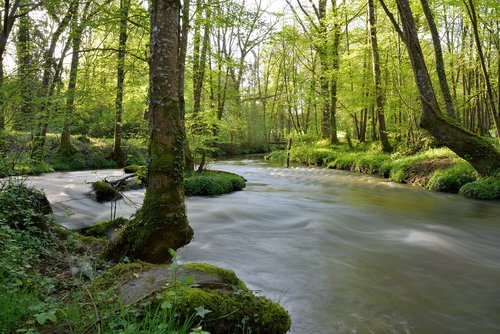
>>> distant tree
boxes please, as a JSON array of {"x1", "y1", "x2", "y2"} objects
[
  {"x1": 379, "y1": 0, "x2": 500, "y2": 176},
  {"x1": 104, "y1": 0, "x2": 193, "y2": 263}
]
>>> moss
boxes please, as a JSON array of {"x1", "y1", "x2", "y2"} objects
[
  {"x1": 182, "y1": 263, "x2": 247, "y2": 290},
  {"x1": 92, "y1": 262, "x2": 155, "y2": 291},
  {"x1": 123, "y1": 164, "x2": 145, "y2": 174},
  {"x1": 459, "y1": 177, "x2": 500, "y2": 200},
  {"x1": 92, "y1": 181, "x2": 122, "y2": 202},
  {"x1": 166, "y1": 287, "x2": 291, "y2": 334},
  {"x1": 426, "y1": 161, "x2": 478, "y2": 193},
  {"x1": 184, "y1": 170, "x2": 246, "y2": 196},
  {"x1": 79, "y1": 217, "x2": 128, "y2": 238}
]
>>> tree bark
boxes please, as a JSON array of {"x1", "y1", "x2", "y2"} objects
[
  {"x1": 112, "y1": 0, "x2": 131, "y2": 166},
  {"x1": 61, "y1": 1, "x2": 91, "y2": 152},
  {"x1": 104, "y1": 0, "x2": 193, "y2": 264},
  {"x1": 390, "y1": 0, "x2": 500, "y2": 176},
  {"x1": 368, "y1": 0, "x2": 392, "y2": 152},
  {"x1": 179, "y1": 0, "x2": 194, "y2": 172},
  {"x1": 419, "y1": 0, "x2": 456, "y2": 119}
]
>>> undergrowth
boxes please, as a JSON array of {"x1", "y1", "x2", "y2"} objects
[{"x1": 266, "y1": 140, "x2": 500, "y2": 199}]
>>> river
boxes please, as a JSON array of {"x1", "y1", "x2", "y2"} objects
[{"x1": 27, "y1": 158, "x2": 500, "y2": 333}]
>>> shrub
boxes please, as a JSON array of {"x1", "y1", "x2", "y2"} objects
[
  {"x1": 459, "y1": 177, "x2": 500, "y2": 200},
  {"x1": 185, "y1": 171, "x2": 246, "y2": 196},
  {"x1": 427, "y1": 161, "x2": 477, "y2": 193}
]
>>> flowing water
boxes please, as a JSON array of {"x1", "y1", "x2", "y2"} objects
[{"x1": 27, "y1": 158, "x2": 500, "y2": 333}]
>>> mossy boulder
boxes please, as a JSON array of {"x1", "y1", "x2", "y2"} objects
[
  {"x1": 93, "y1": 262, "x2": 291, "y2": 334},
  {"x1": 123, "y1": 164, "x2": 145, "y2": 174},
  {"x1": 91, "y1": 180, "x2": 122, "y2": 202},
  {"x1": 184, "y1": 170, "x2": 246, "y2": 196}
]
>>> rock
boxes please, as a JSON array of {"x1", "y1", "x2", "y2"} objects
[
  {"x1": 91, "y1": 180, "x2": 122, "y2": 202},
  {"x1": 93, "y1": 262, "x2": 291, "y2": 334}
]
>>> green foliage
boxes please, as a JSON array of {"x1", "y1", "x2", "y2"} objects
[
  {"x1": 459, "y1": 177, "x2": 500, "y2": 200},
  {"x1": 184, "y1": 170, "x2": 246, "y2": 196},
  {"x1": 0, "y1": 184, "x2": 52, "y2": 230},
  {"x1": 0, "y1": 185, "x2": 59, "y2": 333},
  {"x1": 427, "y1": 161, "x2": 478, "y2": 193}
]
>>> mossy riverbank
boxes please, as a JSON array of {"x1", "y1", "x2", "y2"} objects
[
  {"x1": 266, "y1": 142, "x2": 500, "y2": 200},
  {"x1": 0, "y1": 184, "x2": 290, "y2": 333}
]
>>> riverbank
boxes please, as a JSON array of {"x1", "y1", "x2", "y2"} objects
[
  {"x1": 0, "y1": 183, "x2": 290, "y2": 333},
  {"x1": 266, "y1": 142, "x2": 500, "y2": 200}
]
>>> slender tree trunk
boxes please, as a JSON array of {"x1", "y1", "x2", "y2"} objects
[
  {"x1": 368, "y1": 0, "x2": 392, "y2": 152},
  {"x1": 419, "y1": 0, "x2": 456, "y2": 119},
  {"x1": 104, "y1": 0, "x2": 193, "y2": 263},
  {"x1": 388, "y1": 0, "x2": 500, "y2": 176},
  {"x1": 0, "y1": 0, "x2": 22, "y2": 132},
  {"x1": 15, "y1": 14, "x2": 32, "y2": 131},
  {"x1": 463, "y1": 0, "x2": 500, "y2": 144},
  {"x1": 31, "y1": 0, "x2": 76, "y2": 160},
  {"x1": 113, "y1": 0, "x2": 131, "y2": 166},
  {"x1": 179, "y1": 0, "x2": 194, "y2": 172},
  {"x1": 61, "y1": 1, "x2": 91, "y2": 152}
]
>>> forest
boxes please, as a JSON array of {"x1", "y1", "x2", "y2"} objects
[{"x1": 1, "y1": 0, "x2": 500, "y2": 333}]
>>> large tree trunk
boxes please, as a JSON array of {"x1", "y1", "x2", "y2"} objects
[
  {"x1": 368, "y1": 0, "x2": 392, "y2": 152},
  {"x1": 112, "y1": 0, "x2": 131, "y2": 167},
  {"x1": 392, "y1": 0, "x2": 500, "y2": 176},
  {"x1": 104, "y1": 0, "x2": 193, "y2": 264}
]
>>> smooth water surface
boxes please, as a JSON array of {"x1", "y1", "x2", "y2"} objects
[{"x1": 28, "y1": 159, "x2": 500, "y2": 333}]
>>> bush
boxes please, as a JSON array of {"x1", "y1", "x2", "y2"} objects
[
  {"x1": 427, "y1": 161, "x2": 477, "y2": 193},
  {"x1": 0, "y1": 184, "x2": 53, "y2": 230},
  {"x1": 459, "y1": 177, "x2": 500, "y2": 200},
  {"x1": 185, "y1": 170, "x2": 246, "y2": 196}
]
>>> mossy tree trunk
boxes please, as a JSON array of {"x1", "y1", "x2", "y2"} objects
[
  {"x1": 385, "y1": 0, "x2": 500, "y2": 176},
  {"x1": 104, "y1": 0, "x2": 193, "y2": 264}
]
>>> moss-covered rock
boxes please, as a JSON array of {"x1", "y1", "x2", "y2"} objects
[
  {"x1": 459, "y1": 177, "x2": 500, "y2": 200},
  {"x1": 184, "y1": 170, "x2": 246, "y2": 196},
  {"x1": 123, "y1": 164, "x2": 145, "y2": 174},
  {"x1": 91, "y1": 180, "x2": 122, "y2": 202},
  {"x1": 93, "y1": 262, "x2": 291, "y2": 334}
]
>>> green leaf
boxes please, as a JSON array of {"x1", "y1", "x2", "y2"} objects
[
  {"x1": 161, "y1": 301, "x2": 172, "y2": 310},
  {"x1": 194, "y1": 306, "x2": 211, "y2": 319}
]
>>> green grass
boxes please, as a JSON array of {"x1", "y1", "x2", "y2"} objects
[
  {"x1": 184, "y1": 170, "x2": 246, "y2": 196},
  {"x1": 427, "y1": 161, "x2": 478, "y2": 193},
  {"x1": 459, "y1": 177, "x2": 500, "y2": 200},
  {"x1": 268, "y1": 140, "x2": 497, "y2": 199}
]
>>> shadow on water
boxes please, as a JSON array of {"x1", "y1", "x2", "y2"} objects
[{"x1": 28, "y1": 158, "x2": 500, "y2": 333}]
